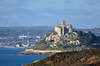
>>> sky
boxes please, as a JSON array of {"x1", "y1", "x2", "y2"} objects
[{"x1": 0, "y1": 0, "x2": 100, "y2": 28}]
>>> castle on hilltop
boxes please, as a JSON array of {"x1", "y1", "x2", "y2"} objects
[
  {"x1": 54, "y1": 21, "x2": 73, "y2": 36},
  {"x1": 45, "y1": 20, "x2": 80, "y2": 46}
]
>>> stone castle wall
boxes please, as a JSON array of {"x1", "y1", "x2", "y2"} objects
[{"x1": 54, "y1": 21, "x2": 73, "y2": 36}]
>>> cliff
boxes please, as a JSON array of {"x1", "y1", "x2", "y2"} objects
[{"x1": 23, "y1": 48, "x2": 100, "y2": 66}]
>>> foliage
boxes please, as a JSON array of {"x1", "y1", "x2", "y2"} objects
[
  {"x1": 76, "y1": 30, "x2": 96, "y2": 45},
  {"x1": 23, "y1": 48, "x2": 100, "y2": 66}
]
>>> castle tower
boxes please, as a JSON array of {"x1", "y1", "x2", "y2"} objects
[
  {"x1": 54, "y1": 20, "x2": 73, "y2": 36},
  {"x1": 61, "y1": 20, "x2": 66, "y2": 26},
  {"x1": 61, "y1": 21, "x2": 66, "y2": 36},
  {"x1": 67, "y1": 24, "x2": 73, "y2": 32}
]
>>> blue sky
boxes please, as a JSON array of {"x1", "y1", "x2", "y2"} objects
[{"x1": 0, "y1": 0, "x2": 100, "y2": 28}]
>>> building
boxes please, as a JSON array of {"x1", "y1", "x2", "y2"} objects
[
  {"x1": 45, "y1": 20, "x2": 80, "y2": 46},
  {"x1": 54, "y1": 21, "x2": 73, "y2": 36}
]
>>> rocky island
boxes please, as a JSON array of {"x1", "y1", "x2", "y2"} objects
[{"x1": 22, "y1": 21, "x2": 98, "y2": 54}]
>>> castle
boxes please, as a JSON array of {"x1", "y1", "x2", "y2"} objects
[
  {"x1": 45, "y1": 20, "x2": 80, "y2": 46},
  {"x1": 54, "y1": 21, "x2": 73, "y2": 36}
]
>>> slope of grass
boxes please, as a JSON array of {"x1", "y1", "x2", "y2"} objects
[{"x1": 23, "y1": 48, "x2": 100, "y2": 66}]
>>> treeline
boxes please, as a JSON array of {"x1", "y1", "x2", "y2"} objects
[{"x1": 76, "y1": 31, "x2": 96, "y2": 45}]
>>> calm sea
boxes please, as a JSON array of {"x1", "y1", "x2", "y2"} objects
[{"x1": 0, "y1": 48, "x2": 48, "y2": 66}]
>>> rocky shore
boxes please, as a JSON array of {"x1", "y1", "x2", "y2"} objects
[{"x1": 13, "y1": 49, "x2": 64, "y2": 55}]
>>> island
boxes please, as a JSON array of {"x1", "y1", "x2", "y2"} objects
[{"x1": 22, "y1": 21, "x2": 98, "y2": 54}]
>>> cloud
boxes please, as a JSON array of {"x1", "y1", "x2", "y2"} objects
[{"x1": 0, "y1": 0, "x2": 99, "y2": 28}]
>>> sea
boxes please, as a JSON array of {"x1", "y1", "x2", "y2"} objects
[{"x1": 0, "y1": 48, "x2": 48, "y2": 66}]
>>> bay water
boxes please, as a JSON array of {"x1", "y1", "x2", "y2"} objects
[{"x1": 0, "y1": 48, "x2": 48, "y2": 66}]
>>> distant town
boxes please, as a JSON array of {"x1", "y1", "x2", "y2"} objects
[
  {"x1": 0, "y1": 26, "x2": 100, "y2": 48},
  {"x1": 0, "y1": 27, "x2": 53, "y2": 48}
]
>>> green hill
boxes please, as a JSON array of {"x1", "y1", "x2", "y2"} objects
[{"x1": 23, "y1": 48, "x2": 100, "y2": 66}]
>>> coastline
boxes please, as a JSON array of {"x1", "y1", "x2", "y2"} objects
[
  {"x1": 0, "y1": 48, "x2": 48, "y2": 66},
  {"x1": 14, "y1": 47, "x2": 91, "y2": 55},
  {"x1": 22, "y1": 48, "x2": 100, "y2": 66},
  {"x1": 14, "y1": 49, "x2": 64, "y2": 55},
  {"x1": 0, "y1": 46, "x2": 25, "y2": 49}
]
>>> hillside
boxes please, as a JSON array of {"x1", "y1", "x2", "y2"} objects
[
  {"x1": 23, "y1": 48, "x2": 100, "y2": 66},
  {"x1": 31, "y1": 21, "x2": 97, "y2": 50}
]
